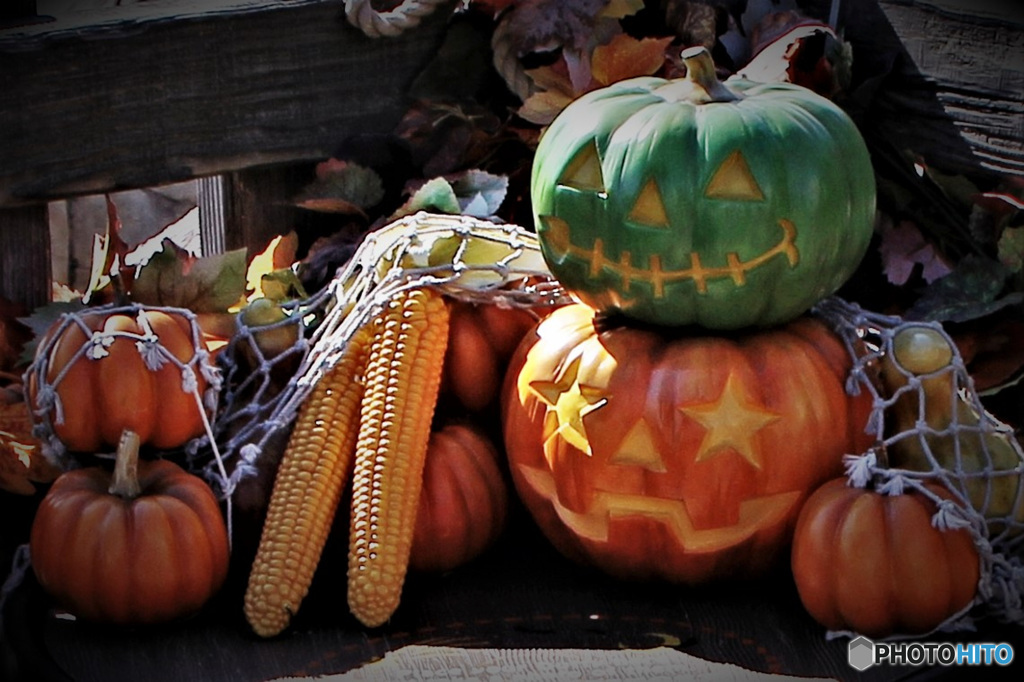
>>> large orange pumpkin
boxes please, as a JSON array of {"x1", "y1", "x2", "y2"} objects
[
  {"x1": 791, "y1": 478, "x2": 980, "y2": 637},
  {"x1": 501, "y1": 303, "x2": 874, "y2": 583},
  {"x1": 27, "y1": 306, "x2": 215, "y2": 453}
]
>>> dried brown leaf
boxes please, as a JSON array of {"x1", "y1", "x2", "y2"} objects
[{"x1": 592, "y1": 34, "x2": 673, "y2": 86}]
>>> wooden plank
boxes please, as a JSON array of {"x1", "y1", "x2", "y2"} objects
[
  {"x1": 221, "y1": 165, "x2": 309, "y2": 256},
  {"x1": 0, "y1": 205, "x2": 51, "y2": 309},
  {"x1": 0, "y1": 0, "x2": 453, "y2": 207},
  {"x1": 872, "y1": 0, "x2": 1024, "y2": 177},
  {"x1": 7, "y1": 1, "x2": 309, "y2": 39}
]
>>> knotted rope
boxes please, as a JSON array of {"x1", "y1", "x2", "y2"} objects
[{"x1": 343, "y1": 0, "x2": 452, "y2": 38}]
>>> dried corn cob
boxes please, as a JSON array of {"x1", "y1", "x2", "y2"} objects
[
  {"x1": 347, "y1": 287, "x2": 450, "y2": 627},
  {"x1": 243, "y1": 325, "x2": 372, "y2": 638}
]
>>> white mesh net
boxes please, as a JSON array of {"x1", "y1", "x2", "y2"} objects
[
  {"x1": 201, "y1": 212, "x2": 570, "y2": 520},
  {"x1": 25, "y1": 303, "x2": 223, "y2": 470},
  {"x1": 815, "y1": 296, "x2": 1024, "y2": 636},
  {"x1": 184, "y1": 212, "x2": 1022, "y2": 638}
]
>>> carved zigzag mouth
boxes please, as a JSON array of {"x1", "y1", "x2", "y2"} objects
[
  {"x1": 517, "y1": 464, "x2": 800, "y2": 553},
  {"x1": 538, "y1": 216, "x2": 799, "y2": 295}
]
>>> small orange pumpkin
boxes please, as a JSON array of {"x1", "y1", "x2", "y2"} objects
[
  {"x1": 791, "y1": 478, "x2": 980, "y2": 637},
  {"x1": 410, "y1": 421, "x2": 509, "y2": 573},
  {"x1": 441, "y1": 301, "x2": 548, "y2": 411},
  {"x1": 27, "y1": 306, "x2": 215, "y2": 453},
  {"x1": 29, "y1": 430, "x2": 230, "y2": 624}
]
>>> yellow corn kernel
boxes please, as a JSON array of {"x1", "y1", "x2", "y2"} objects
[
  {"x1": 347, "y1": 287, "x2": 450, "y2": 627},
  {"x1": 243, "y1": 325, "x2": 371, "y2": 638}
]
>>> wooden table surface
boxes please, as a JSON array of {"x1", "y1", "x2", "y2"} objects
[{"x1": 3, "y1": 498, "x2": 1022, "y2": 682}]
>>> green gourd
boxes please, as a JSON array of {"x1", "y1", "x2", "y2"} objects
[
  {"x1": 879, "y1": 325, "x2": 1024, "y2": 534},
  {"x1": 531, "y1": 46, "x2": 876, "y2": 329}
]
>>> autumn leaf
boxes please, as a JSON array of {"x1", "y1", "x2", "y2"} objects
[
  {"x1": 591, "y1": 34, "x2": 673, "y2": 86},
  {"x1": 451, "y1": 169, "x2": 509, "y2": 217},
  {"x1": 600, "y1": 0, "x2": 645, "y2": 20},
  {"x1": 905, "y1": 255, "x2": 1024, "y2": 323},
  {"x1": 392, "y1": 177, "x2": 462, "y2": 220},
  {"x1": 84, "y1": 196, "x2": 135, "y2": 303},
  {"x1": 16, "y1": 299, "x2": 86, "y2": 366},
  {"x1": 496, "y1": 0, "x2": 609, "y2": 56},
  {"x1": 562, "y1": 43, "x2": 596, "y2": 94},
  {"x1": 496, "y1": 0, "x2": 623, "y2": 101},
  {"x1": 394, "y1": 100, "x2": 506, "y2": 179},
  {"x1": 391, "y1": 169, "x2": 510, "y2": 221},
  {"x1": 877, "y1": 218, "x2": 953, "y2": 286},
  {"x1": 1, "y1": 403, "x2": 60, "y2": 495},
  {"x1": 517, "y1": 61, "x2": 578, "y2": 124},
  {"x1": 525, "y1": 62, "x2": 577, "y2": 95},
  {"x1": 519, "y1": 91, "x2": 576, "y2": 125},
  {"x1": 739, "y1": 19, "x2": 851, "y2": 98},
  {"x1": 663, "y1": 0, "x2": 719, "y2": 51},
  {"x1": 294, "y1": 159, "x2": 385, "y2": 216},
  {"x1": 131, "y1": 242, "x2": 248, "y2": 314},
  {"x1": 246, "y1": 232, "x2": 302, "y2": 302},
  {"x1": 999, "y1": 226, "x2": 1024, "y2": 274},
  {"x1": 123, "y1": 205, "x2": 202, "y2": 273}
]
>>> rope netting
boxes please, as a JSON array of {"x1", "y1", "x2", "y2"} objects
[
  {"x1": 202, "y1": 212, "x2": 570, "y2": 519},
  {"x1": 199, "y1": 213, "x2": 1021, "y2": 637},
  {"x1": 21, "y1": 213, "x2": 1021, "y2": 641},
  {"x1": 815, "y1": 297, "x2": 1024, "y2": 637},
  {"x1": 25, "y1": 304, "x2": 223, "y2": 470},
  {"x1": 23, "y1": 303, "x2": 236, "y2": 535}
]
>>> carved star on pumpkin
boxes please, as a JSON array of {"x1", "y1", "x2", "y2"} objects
[
  {"x1": 680, "y1": 373, "x2": 779, "y2": 469},
  {"x1": 529, "y1": 354, "x2": 608, "y2": 458}
]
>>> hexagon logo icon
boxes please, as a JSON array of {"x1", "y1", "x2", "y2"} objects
[{"x1": 848, "y1": 636, "x2": 875, "y2": 671}]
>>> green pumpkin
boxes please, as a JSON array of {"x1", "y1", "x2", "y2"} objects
[{"x1": 531, "y1": 47, "x2": 876, "y2": 330}]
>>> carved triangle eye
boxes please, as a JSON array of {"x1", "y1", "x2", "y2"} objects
[
  {"x1": 705, "y1": 150, "x2": 765, "y2": 201},
  {"x1": 559, "y1": 141, "x2": 606, "y2": 193},
  {"x1": 609, "y1": 418, "x2": 667, "y2": 472},
  {"x1": 628, "y1": 178, "x2": 670, "y2": 228}
]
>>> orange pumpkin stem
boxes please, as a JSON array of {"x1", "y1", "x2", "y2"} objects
[{"x1": 109, "y1": 429, "x2": 142, "y2": 499}]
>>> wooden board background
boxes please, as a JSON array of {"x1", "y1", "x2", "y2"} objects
[
  {"x1": 871, "y1": 0, "x2": 1024, "y2": 178},
  {"x1": 0, "y1": 0, "x2": 1021, "y2": 306},
  {"x1": 0, "y1": 0, "x2": 454, "y2": 207}
]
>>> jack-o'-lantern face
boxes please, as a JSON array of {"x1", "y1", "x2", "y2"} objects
[
  {"x1": 530, "y1": 48, "x2": 876, "y2": 330},
  {"x1": 501, "y1": 304, "x2": 875, "y2": 584}
]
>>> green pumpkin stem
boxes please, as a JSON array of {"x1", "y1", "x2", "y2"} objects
[
  {"x1": 110, "y1": 429, "x2": 142, "y2": 499},
  {"x1": 678, "y1": 46, "x2": 739, "y2": 104}
]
